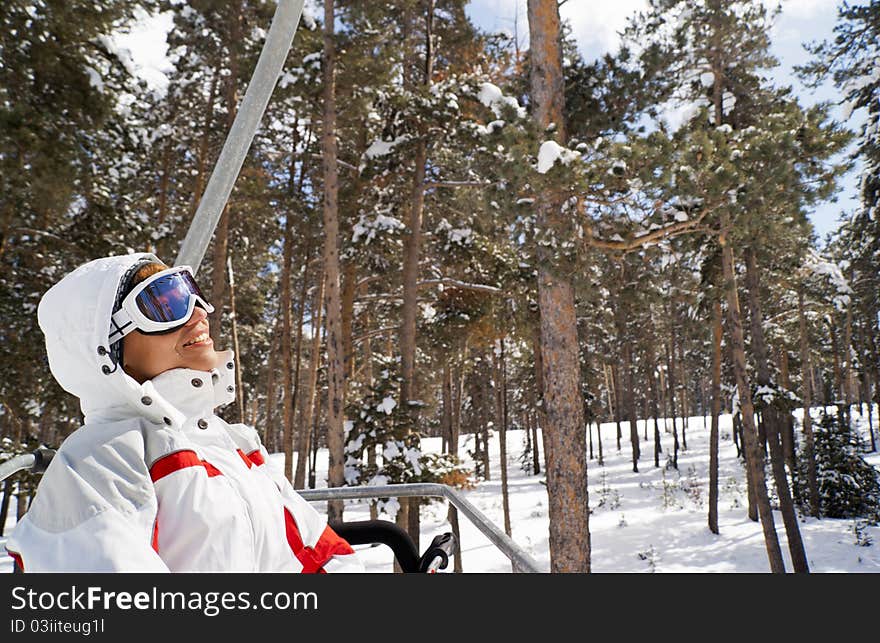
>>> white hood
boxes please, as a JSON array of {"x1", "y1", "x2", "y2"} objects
[{"x1": 37, "y1": 252, "x2": 235, "y2": 428}]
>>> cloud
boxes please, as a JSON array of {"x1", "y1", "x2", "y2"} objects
[{"x1": 559, "y1": 0, "x2": 648, "y2": 56}]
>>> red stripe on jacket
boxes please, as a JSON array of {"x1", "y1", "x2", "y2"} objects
[
  {"x1": 283, "y1": 509, "x2": 355, "y2": 573},
  {"x1": 151, "y1": 519, "x2": 159, "y2": 553},
  {"x1": 150, "y1": 450, "x2": 223, "y2": 483},
  {"x1": 237, "y1": 449, "x2": 265, "y2": 468},
  {"x1": 7, "y1": 549, "x2": 24, "y2": 572},
  {"x1": 246, "y1": 450, "x2": 265, "y2": 466}
]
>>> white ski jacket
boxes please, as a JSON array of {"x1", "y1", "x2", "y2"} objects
[{"x1": 6, "y1": 253, "x2": 362, "y2": 573}]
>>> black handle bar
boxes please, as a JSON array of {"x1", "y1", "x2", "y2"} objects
[
  {"x1": 330, "y1": 520, "x2": 458, "y2": 574},
  {"x1": 330, "y1": 520, "x2": 420, "y2": 572}
]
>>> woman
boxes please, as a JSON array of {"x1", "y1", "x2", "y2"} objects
[{"x1": 6, "y1": 252, "x2": 362, "y2": 572}]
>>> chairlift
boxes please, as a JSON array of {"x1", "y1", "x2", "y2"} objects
[{"x1": 0, "y1": 0, "x2": 540, "y2": 574}]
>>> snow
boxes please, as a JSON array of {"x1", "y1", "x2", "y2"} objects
[
  {"x1": 364, "y1": 135, "x2": 410, "y2": 159},
  {"x1": 803, "y1": 249, "x2": 853, "y2": 310},
  {"x1": 351, "y1": 213, "x2": 405, "y2": 245},
  {"x1": 109, "y1": 8, "x2": 174, "y2": 98},
  {"x1": 84, "y1": 66, "x2": 104, "y2": 93},
  {"x1": 376, "y1": 396, "x2": 396, "y2": 415},
  {"x1": 4, "y1": 406, "x2": 878, "y2": 574},
  {"x1": 477, "y1": 82, "x2": 526, "y2": 119},
  {"x1": 536, "y1": 141, "x2": 580, "y2": 174}
]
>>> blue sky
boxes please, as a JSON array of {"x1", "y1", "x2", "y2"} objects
[{"x1": 464, "y1": 0, "x2": 865, "y2": 244}]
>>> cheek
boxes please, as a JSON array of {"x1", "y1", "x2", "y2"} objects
[{"x1": 125, "y1": 334, "x2": 181, "y2": 377}]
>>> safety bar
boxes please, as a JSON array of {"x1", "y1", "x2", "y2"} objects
[
  {"x1": 297, "y1": 483, "x2": 542, "y2": 573},
  {"x1": 0, "y1": 454, "x2": 34, "y2": 482},
  {"x1": 0, "y1": 449, "x2": 54, "y2": 482}
]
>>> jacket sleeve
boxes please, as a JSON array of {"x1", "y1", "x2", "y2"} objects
[
  {"x1": 5, "y1": 428, "x2": 169, "y2": 573},
  {"x1": 227, "y1": 422, "x2": 364, "y2": 573}
]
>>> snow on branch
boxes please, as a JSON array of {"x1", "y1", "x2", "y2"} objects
[
  {"x1": 801, "y1": 249, "x2": 853, "y2": 310},
  {"x1": 478, "y1": 82, "x2": 526, "y2": 119},
  {"x1": 536, "y1": 141, "x2": 581, "y2": 174},
  {"x1": 579, "y1": 196, "x2": 720, "y2": 254}
]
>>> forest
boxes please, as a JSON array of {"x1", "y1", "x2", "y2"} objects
[{"x1": 1, "y1": 0, "x2": 879, "y2": 573}]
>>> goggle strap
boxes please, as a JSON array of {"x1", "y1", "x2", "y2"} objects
[{"x1": 109, "y1": 309, "x2": 137, "y2": 345}]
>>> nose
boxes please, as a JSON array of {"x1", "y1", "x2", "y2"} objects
[{"x1": 185, "y1": 304, "x2": 209, "y2": 327}]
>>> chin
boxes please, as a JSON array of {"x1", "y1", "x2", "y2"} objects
[{"x1": 192, "y1": 358, "x2": 219, "y2": 372}]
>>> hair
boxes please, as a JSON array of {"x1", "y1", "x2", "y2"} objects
[{"x1": 129, "y1": 262, "x2": 168, "y2": 289}]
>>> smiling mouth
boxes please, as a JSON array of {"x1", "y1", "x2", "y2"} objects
[{"x1": 183, "y1": 332, "x2": 212, "y2": 348}]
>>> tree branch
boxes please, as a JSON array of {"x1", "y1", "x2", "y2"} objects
[
  {"x1": 424, "y1": 180, "x2": 494, "y2": 189},
  {"x1": 353, "y1": 326, "x2": 398, "y2": 345}
]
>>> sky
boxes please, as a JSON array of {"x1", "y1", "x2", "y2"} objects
[{"x1": 115, "y1": 0, "x2": 865, "y2": 244}]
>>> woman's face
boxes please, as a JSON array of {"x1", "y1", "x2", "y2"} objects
[{"x1": 122, "y1": 304, "x2": 217, "y2": 383}]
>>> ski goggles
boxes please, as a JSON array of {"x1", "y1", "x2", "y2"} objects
[{"x1": 109, "y1": 266, "x2": 214, "y2": 344}]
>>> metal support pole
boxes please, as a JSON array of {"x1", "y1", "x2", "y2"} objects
[
  {"x1": 298, "y1": 483, "x2": 543, "y2": 573},
  {"x1": 175, "y1": 0, "x2": 306, "y2": 274}
]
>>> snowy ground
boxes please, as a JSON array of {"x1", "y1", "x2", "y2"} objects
[{"x1": 3, "y1": 406, "x2": 879, "y2": 573}]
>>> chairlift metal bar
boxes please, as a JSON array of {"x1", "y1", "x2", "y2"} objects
[
  {"x1": 297, "y1": 483, "x2": 543, "y2": 573},
  {"x1": 0, "y1": 454, "x2": 35, "y2": 482},
  {"x1": 175, "y1": 0, "x2": 306, "y2": 274}
]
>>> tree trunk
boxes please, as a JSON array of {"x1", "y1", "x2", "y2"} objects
[
  {"x1": 532, "y1": 323, "x2": 545, "y2": 474},
  {"x1": 480, "y1": 366, "x2": 491, "y2": 481},
  {"x1": 321, "y1": 0, "x2": 346, "y2": 523},
  {"x1": 0, "y1": 479, "x2": 12, "y2": 537},
  {"x1": 744, "y1": 247, "x2": 809, "y2": 572},
  {"x1": 843, "y1": 303, "x2": 853, "y2": 425},
  {"x1": 496, "y1": 337, "x2": 512, "y2": 536},
  {"x1": 290, "y1": 247, "x2": 310, "y2": 457},
  {"x1": 829, "y1": 316, "x2": 845, "y2": 427},
  {"x1": 280, "y1": 198, "x2": 297, "y2": 482},
  {"x1": 341, "y1": 261, "x2": 357, "y2": 381},
  {"x1": 187, "y1": 67, "x2": 220, "y2": 224},
  {"x1": 208, "y1": 1, "x2": 243, "y2": 341},
  {"x1": 677, "y1": 335, "x2": 688, "y2": 450},
  {"x1": 448, "y1": 505, "x2": 463, "y2": 573},
  {"x1": 624, "y1": 341, "x2": 640, "y2": 472},
  {"x1": 294, "y1": 270, "x2": 325, "y2": 489},
  {"x1": 645, "y1": 331, "x2": 662, "y2": 467},
  {"x1": 720, "y1": 223, "x2": 785, "y2": 573},
  {"x1": 615, "y1": 268, "x2": 639, "y2": 470},
  {"x1": 397, "y1": 0, "x2": 436, "y2": 548},
  {"x1": 778, "y1": 345, "x2": 797, "y2": 473},
  {"x1": 262, "y1": 315, "x2": 281, "y2": 450},
  {"x1": 588, "y1": 416, "x2": 594, "y2": 460},
  {"x1": 441, "y1": 364, "x2": 453, "y2": 454},
  {"x1": 528, "y1": 0, "x2": 589, "y2": 572},
  {"x1": 612, "y1": 363, "x2": 623, "y2": 451},
  {"x1": 153, "y1": 135, "x2": 173, "y2": 258},
  {"x1": 452, "y1": 361, "x2": 463, "y2": 457},
  {"x1": 227, "y1": 257, "x2": 245, "y2": 423},
  {"x1": 864, "y1": 345, "x2": 876, "y2": 451},
  {"x1": 709, "y1": 300, "x2": 722, "y2": 535},
  {"x1": 798, "y1": 288, "x2": 821, "y2": 518},
  {"x1": 665, "y1": 335, "x2": 680, "y2": 469}
]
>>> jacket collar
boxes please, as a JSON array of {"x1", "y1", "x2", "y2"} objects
[
  {"x1": 84, "y1": 349, "x2": 237, "y2": 427},
  {"x1": 150, "y1": 355, "x2": 236, "y2": 421}
]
